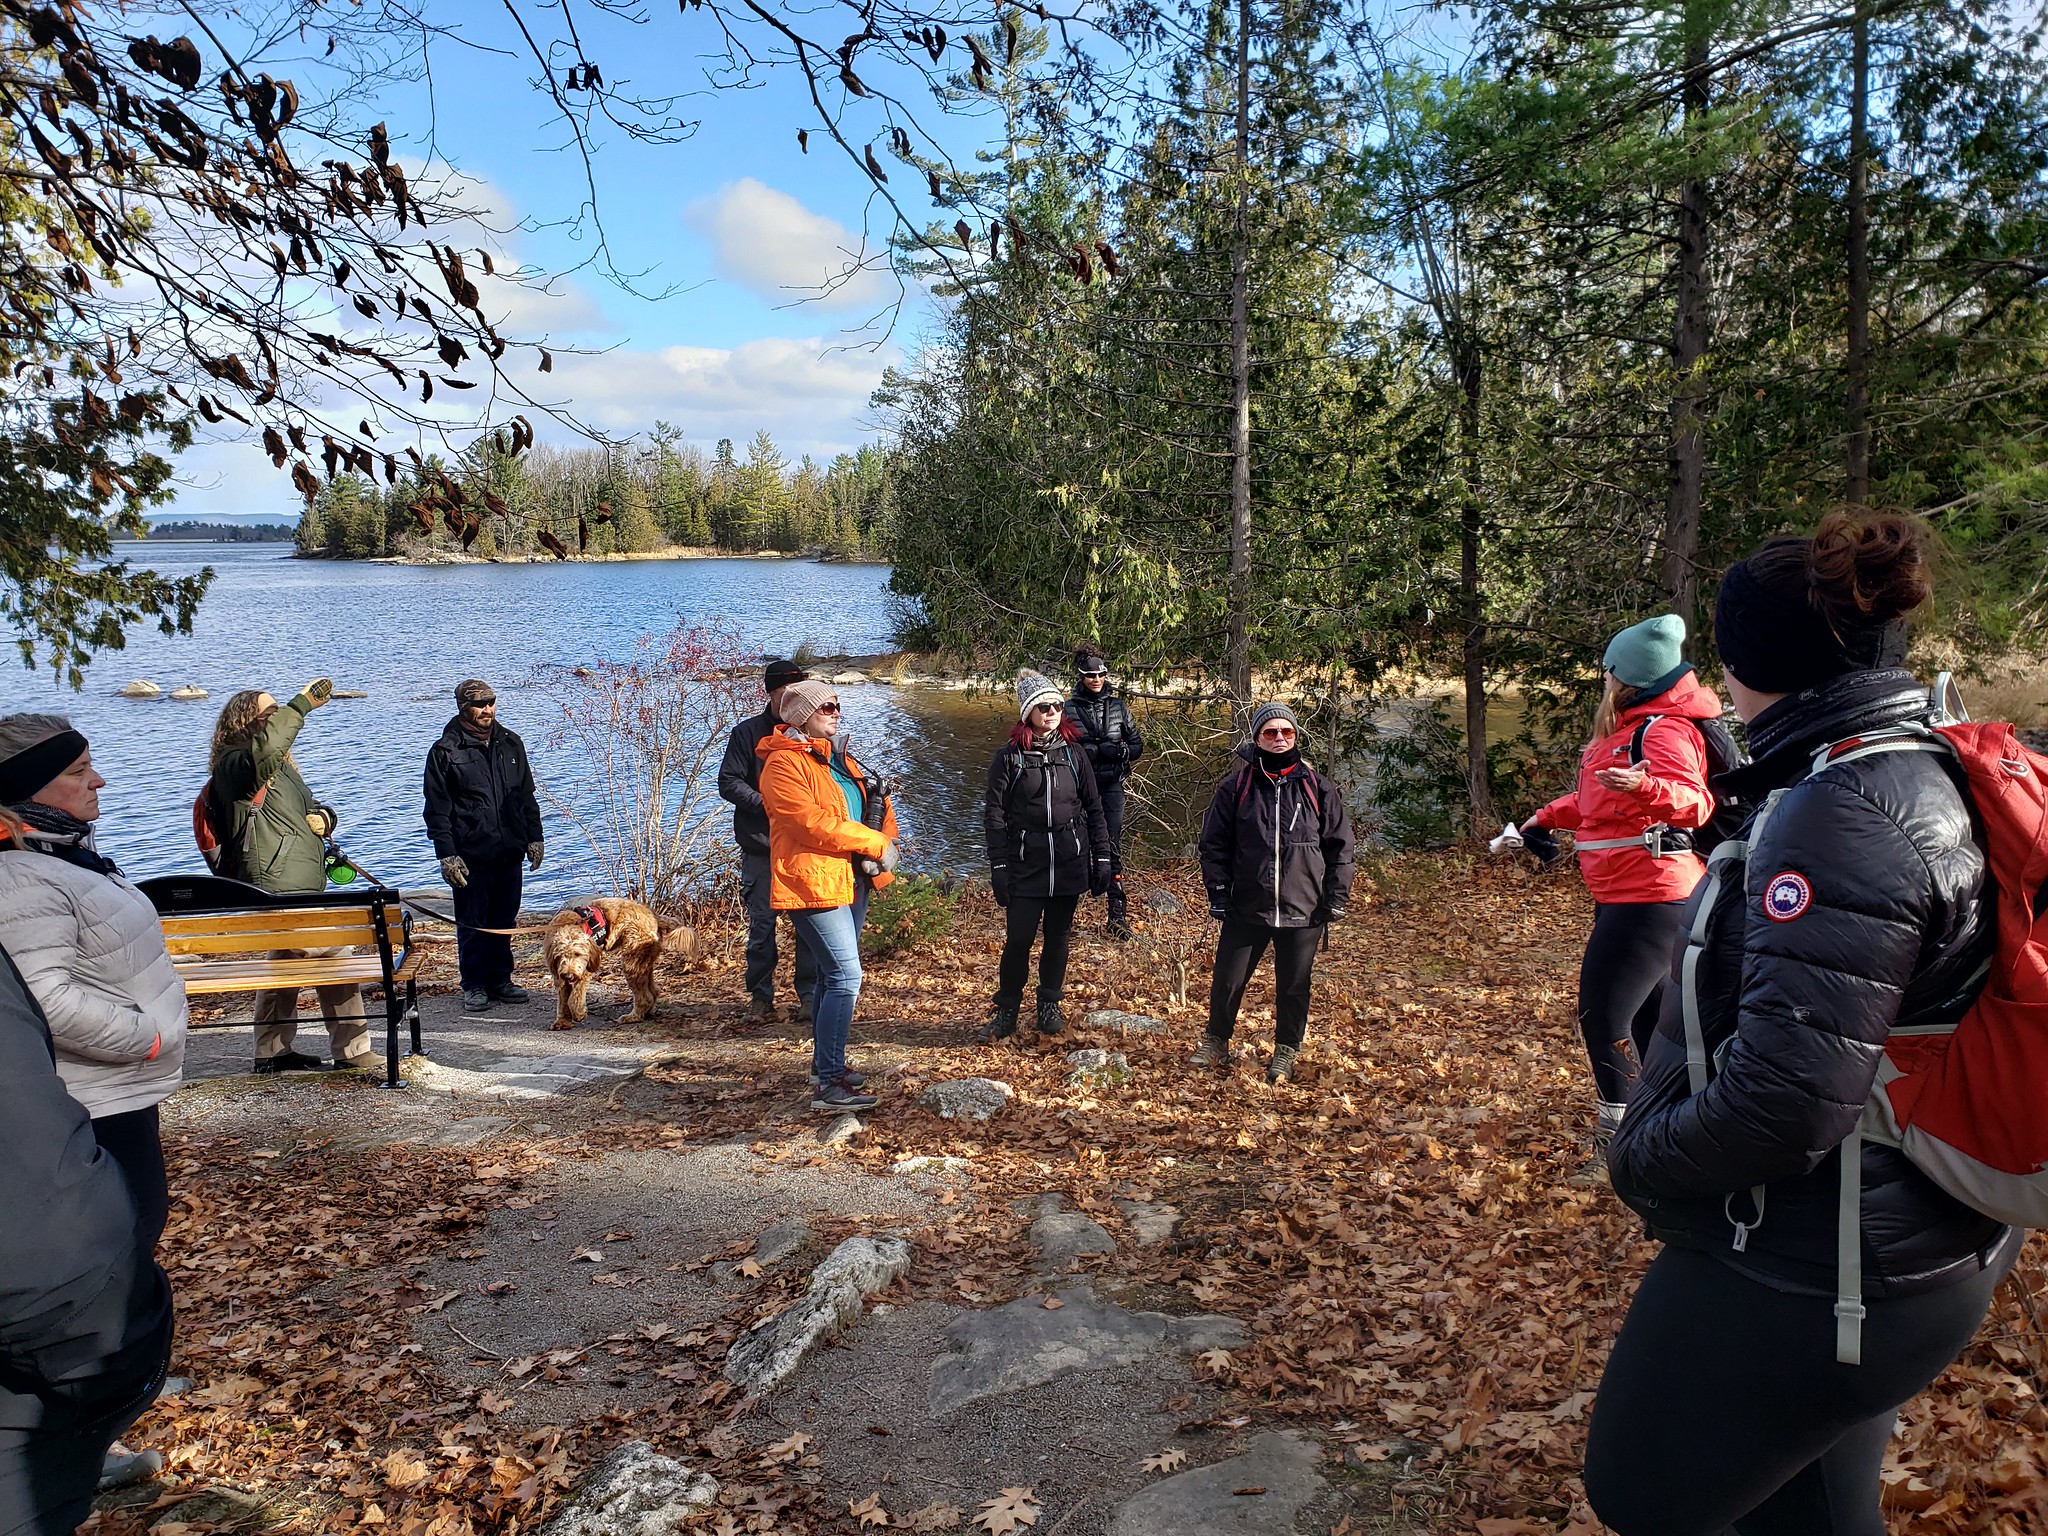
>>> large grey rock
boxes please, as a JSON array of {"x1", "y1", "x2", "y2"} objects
[
  {"x1": 1117, "y1": 1200, "x2": 1182, "y2": 1246},
  {"x1": 1143, "y1": 889, "x2": 1184, "y2": 916},
  {"x1": 754, "y1": 1217, "x2": 811, "y2": 1266},
  {"x1": 724, "y1": 1235, "x2": 910, "y2": 1396},
  {"x1": 1065, "y1": 1049, "x2": 1131, "y2": 1087},
  {"x1": 919, "y1": 1077, "x2": 1014, "y2": 1122},
  {"x1": 927, "y1": 1287, "x2": 1244, "y2": 1416},
  {"x1": 1085, "y1": 1010, "x2": 1169, "y2": 1036},
  {"x1": 1106, "y1": 1432, "x2": 1325, "y2": 1536},
  {"x1": 538, "y1": 1442, "x2": 718, "y2": 1536},
  {"x1": 817, "y1": 1114, "x2": 863, "y2": 1147},
  {"x1": 1031, "y1": 1211, "x2": 1116, "y2": 1266}
]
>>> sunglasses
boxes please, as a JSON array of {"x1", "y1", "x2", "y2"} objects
[
  {"x1": 467, "y1": 697, "x2": 498, "y2": 708},
  {"x1": 1258, "y1": 726, "x2": 1296, "y2": 740},
  {"x1": 814, "y1": 701, "x2": 843, "y2": 714},
  {"x1": 1032, "y1": 701, "x2": 1063, "y2": 713}
]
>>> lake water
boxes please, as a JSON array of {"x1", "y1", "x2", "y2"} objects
[{"x1": 0, "y1": 544, "x2": 1024, "y2": 903}]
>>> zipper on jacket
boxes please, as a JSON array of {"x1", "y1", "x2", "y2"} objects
[{"x1": 1045, "y1": 753, "x2": 1056, "y2": 895}]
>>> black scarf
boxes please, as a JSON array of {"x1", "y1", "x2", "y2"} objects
[
  {"x1": 1256, "y1": 744, "x2": 1303, "y2": 776},
  {"x1": 7, "y1": 800, "x2": 122, "y2": 877}
]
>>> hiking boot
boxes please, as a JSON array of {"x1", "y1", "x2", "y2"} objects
[
  {"x1": 745, "y1": 996, "x2": 778, "y2": 1024},
  {"x1": 796, "y1": 997, "x2": 815, "y2": 1025},
  {"x1": 810, "y1": 1082, "x2": 879, "y2": 1113},
  {"x1": 253, "y1": 1049, "x2": 323, "y2": 1074},
  {"x1": 808, "y1": 1067, "x2": 867, "y2": 1091},
  {"x1": 1034, "y1": 998, "x2": 1067, "y2": 1036},
  {"x1": 98, "y1": 1443, "x2": 162, "y2": 1492},
  {"x1": 1188, "y1": 1034, "x2": 1231, "y2": 1069},
  {"x1": 1106, "y1": 885, "x2": 1132, "y2": 941},
  {"x1": 1266, "y1": 1045, "x2": 1300, "y2": 1084},
  {"x1": 489, "y1": 981, "x2": 529, "y2": 1004},
  {"x1": 982, "y1": 999, "x2": 1021, "y2": 1042},
  {"x1": 462, "y1": 988, "x2": 491, "y2": 1013},
  {"x1": 332, "y1": 1052, "x2": 388, "y2": 1074}
]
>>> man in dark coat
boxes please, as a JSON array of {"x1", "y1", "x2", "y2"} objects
[
  {"x1": 423, "y1": 679, "x2": 545, "y2": 1012},
  {"x1": 718, "y1": 659, "x2": 817, "y2": 1022},
  {"x1": 0, "y1": 941, "x2": 172, "y2": 1536},
  {"x1": 1193, "y1": 701, "x2": 1356, "y2": 1083},
  {"x1": 1066, "y1": 645, "x2": 1144, "y2": 939}
]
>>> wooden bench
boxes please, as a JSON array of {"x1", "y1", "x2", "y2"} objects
[{"x1": 140, "y1": 877, "x2": 424, "y2": 1089}]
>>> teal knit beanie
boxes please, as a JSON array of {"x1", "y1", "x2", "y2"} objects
[{"x1": 1602, "y1": 614, "x2": 1689, "y2": 692}]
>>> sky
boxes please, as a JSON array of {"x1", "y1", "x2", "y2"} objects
[{"x1": 170, "y1": 0, "x2": 978, "y2": 517}]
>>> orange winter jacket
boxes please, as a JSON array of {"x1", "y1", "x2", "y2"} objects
[
  {"x1": 757, "y1": 727, "x2": 900, "y2": 910},
  {"x1": 1526, "y1": 671, "x2": 1724, "y2": 905}
]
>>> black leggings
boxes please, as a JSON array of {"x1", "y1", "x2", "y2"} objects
[
  {"x1": 1578, "y1": 900, "x2": 1687, "y2": 1103},
  {"x1": 93, "y1": 1105, "x2": 169, "y2": 1255},
  {"x1": 1208, "y1": 920, "x2": 1321, "y2": 1048},
  {"x1": 996, "y1": 894, "x2": 1080, "y2": 1005},
  {"x1": 1586, "y1": 1238, "x2": 2019, "y2": 1535}
]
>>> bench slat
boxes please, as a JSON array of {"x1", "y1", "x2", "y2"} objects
[
  {"x1": 165, "y1": 924, "x2": 381, "y2": 955},
  {"x1": 173, "y1": 957, "x2": 388, "y2": 995},
  {"x1": 161, "y1": 907, "x2": 383, "y2": 937},
  {"x1": 391, "y1": 950, "x2": 424, "y2": 983}
]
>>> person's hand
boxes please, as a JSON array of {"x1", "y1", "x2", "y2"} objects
[
  {"x1": 440, "y1": 855, "x2": 470, "y2": 888},
  {"x1": 1323, "y1": 899, "x2": 1347, "y2": 925},
  {"x1": 990, "y1": 866, "x2": 1011, "y2": 908},
  {"x1": 879, "y1": 840, "x2": 900, "y2": 874},
  {"x1": 1089, "y1": 858, "x2": 1110, "y2": 896},
  {"x1": 299, "y1": 678, "x2": 333, "y2": 709},
  {"x1": 1595, "y1": 765, "x2": 1649, "y2": 794},
  {"x1": 1207, "y1": 888, "x2": 1231, "y2": 921},
  {"x1": 305, "y1": 808, "x2": 336, "y2": 837},
  {"x1": 527, "y1": 841, "x2": 544, "y2": 872},
  {"x1": 1519, "y1": 824, "x2": 1563, "y2": 864}
]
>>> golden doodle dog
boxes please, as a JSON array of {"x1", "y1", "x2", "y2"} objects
[{"x1": 543, "y1": 898, "x2": 697, "y2": 1030}]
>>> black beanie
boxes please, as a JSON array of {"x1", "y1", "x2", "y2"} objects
[{"x1": 1714, "y1": 538, "x2": 1910, "y2": 694}]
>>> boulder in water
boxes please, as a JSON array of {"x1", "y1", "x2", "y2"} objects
[
  {"x1": 168, "y1": 684, "x2": 209, "y2": 701},
  {"x1": 118, "y1": 680, "x2": 160, "y2": 699}
]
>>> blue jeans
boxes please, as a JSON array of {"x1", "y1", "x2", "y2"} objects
[{"x1": 789, "y1": 884, "x2": 869, "y2": 1085}]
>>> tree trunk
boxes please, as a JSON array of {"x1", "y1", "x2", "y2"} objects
[
  {"x1": 1660, "y1": 17, "x2": 1712, "y2": 626},
  {"x1": 1845, "y1": 7, "x2": 1871, "y2": 507},
  {"x1": 1225, "y1": 0, "x2": 1254, "y2": 736},
  {"x1": 1459, "y1": 355, "x2": 1494, "y2": 833}
]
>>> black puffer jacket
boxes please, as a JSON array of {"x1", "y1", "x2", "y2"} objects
[
  {"x1": 718, "y1": 710, "x2": 779, "y2": 857},
  {"x1": 1198, "y1": 746, "x2": 1356, "y2": 928},
  {"x1": 1610, "y1": 670, "x2": 2008, "y2": 1298},
  {"x1": 423, "y1": 719, "x2": 544, "y2": 865},
  {"x1": 0, "y1": 944, "x2": 172, "y2": 1433},
  {"x1": 1067, "y1": 688, "x2": 1144, "y2": 789},
  {"x1": 985, "y1": 731, "x2": 1110, "y2": 899}
]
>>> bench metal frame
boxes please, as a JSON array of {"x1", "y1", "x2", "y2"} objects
[{"x1": 145, "y1": 880, "x2": 423, "y2": 1088}]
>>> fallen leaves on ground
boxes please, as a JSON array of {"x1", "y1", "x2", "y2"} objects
[
  {"x1": 972, "y1": 1487, "x2": 1040, "y2": 1534},
  {"x1": 1141, "y1": 1449, "x2": 1187, "y2": 1474}
]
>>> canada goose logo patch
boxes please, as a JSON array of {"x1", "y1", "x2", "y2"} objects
[{"x1": 1763, "y1": 871, "x2": 1812, "y2": 922}]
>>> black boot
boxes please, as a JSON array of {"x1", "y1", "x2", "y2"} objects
[
  {"x1": 982, "y1": 998, "x2": 1021, "y2": 1041},
  {"x1": 1034, "y1": 996, "x2": 1067, "y2": 1036},
  {"x1": 1106, "y1": 879, "x2": 1132, "y2": 941}
]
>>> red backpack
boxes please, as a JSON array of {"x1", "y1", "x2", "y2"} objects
[
  {"x1": 192, "y1": 779, "x2": 263, "y2": 875},
  {"x1": 1680, "y1": 694, "x2": 2048, "y2": 1364}
]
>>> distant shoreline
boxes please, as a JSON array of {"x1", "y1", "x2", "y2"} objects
[{"x1": 291, "y1": 546, "x2": 892, "y2": 568}]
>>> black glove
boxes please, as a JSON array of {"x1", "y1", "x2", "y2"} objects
[
  {"x1": 1520, "y1": 824, "x2": 1563, "y2": 864},
  {"x1": 1207, "y1": 888, "x2": 1231, "y2": 921},
  {"x1": 990, "y1": 866, "x2": 1011, "y2": 908},
  {"x1": 1322, "y1": 900, "x2": 1347, "y2": 926},
  {"x1": 1089, "y1": 858, "x2": 1110, "y2": 897},
  {"x1": 1097, "y1": 740, "x2": 1126, "y2": 765}
]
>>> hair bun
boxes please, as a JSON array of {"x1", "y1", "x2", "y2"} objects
[{"x1": 1807, "y1": 510, "x2": 1931, "y2": 625}]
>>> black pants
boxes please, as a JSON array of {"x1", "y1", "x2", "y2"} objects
[
  {"x1": 1099, "y1": 782, "x2": 1126, "y2": 879},
  {"x1": 1207, "y1": 920, "x2": 1322, "y2": 1048},
  {"x1": 1578, "y1": 900, "x2": 1687, "y2": 1103},
  {"x1": 92, "y1": 1106, "x2": 168, "y2": 1255},
  {"x1": 453, "y1": 854, "x2": 524, "y2": 991},
  {"x1": 1586, "y1": 1238, "x2": 2019, "y2": 1536},
  {"x1": 741, "y1": 851, "x2": 817, "y2": 1005},
  {"x1": 996, "y1": 894, "x2": 1080, "y2": 1005}
]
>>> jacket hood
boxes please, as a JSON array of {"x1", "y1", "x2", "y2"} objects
[
  {"x1": 1733, "y1": 668, "x2": 1931, "y2": 794},
  {"x1": 1618, "y1": 669, "x2": 1723, "y2": 726},
  {"x1": 759, "y1": 724, "x2": 828, "y2": 758}
]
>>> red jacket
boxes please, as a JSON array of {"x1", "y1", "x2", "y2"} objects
[{"x1": 1527, "y1": 672, "x2": 1723, "y2": 904}]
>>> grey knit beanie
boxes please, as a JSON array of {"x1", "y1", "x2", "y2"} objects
[
  {"x1": 1016, "y1": 669, "x2": 1063, "y2": 721},
  {"x1": 778, "y1": 679, "x2": 838, "y2": 731},
  {"x1": 1249, "y1": 701, "x2": 1298, "y2": 739}
]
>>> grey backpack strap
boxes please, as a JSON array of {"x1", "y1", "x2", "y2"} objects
[{"x1": 1836, "y1": 1121, "x2": 1867, "y2": 1365}]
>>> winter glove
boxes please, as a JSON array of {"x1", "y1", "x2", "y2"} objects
[
  {"x1": 1207, "y1": 888, "x2": 1231, "y2": 922},
  {"x1": 990, "y1": 866, "x2": 1011, "y2": 909},
  {"x1": 440, "y1": 855, "x2": 470, "y2": 888},
  {"x1": 527, "y1": 841, "x2": 544, "y2": 872},
  {"x1": 1519, "y1": 824, "x2": 1563, "y2": 864},
  {"x1": 1323, "y1": 899, "x2": 1347, "y2": 926},
  {"x1": 1089, "y1": 858, "x2": 1110, "y2": 897},
  {"x1": 298, "y1": 678, "x2": 333, "y2": 710},
  {"x1": 879, "y1": 840, "x2": 900, "y2": 874},
  {"x1": 305, "y1": 807, "x2": 337, "y2": 838}
]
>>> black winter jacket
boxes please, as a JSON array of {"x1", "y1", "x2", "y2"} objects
[
  {"x1": 1198, "y1": 746, "x2": 1357, "y2": 928},
  {"x1": 0, "y1": 944, "x2": 172, "y2": 1432},
  {"x1": 423, "y1": 719, "x2": 544, "y2": 865},
  {"x1": 1609, "y1": 670, "x2": 2008, "y2": 1298},
  {"x1": 985, "y1": 732, "x2": 1111, "y2": 899},
  {"x1": 1067, "y1": 687, "x2": 1144, "y2": 790},
  {"x1": 718, "y1": 710, "x2": 779, "y2": 857}
]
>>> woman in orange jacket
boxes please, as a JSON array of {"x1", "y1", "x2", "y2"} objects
[
  {"x1": 1513, "y1": 615, "x2": 1724, "y2": 1164},
  {"x1": 757, "y1": 679, "x2": 900, "y2": 1113}
]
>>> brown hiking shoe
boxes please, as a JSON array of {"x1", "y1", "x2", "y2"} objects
[
  {"x1": 1187, "y1": 1034, "x2": 1231, "y2": 1068},
  {"x1": 1266, "y1": 1045, "x2": 1300, "y2": 1084}
]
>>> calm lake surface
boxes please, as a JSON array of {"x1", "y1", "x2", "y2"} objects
[{"x1": 2, "y1": 544, "x2": 1023, "y2": 902}]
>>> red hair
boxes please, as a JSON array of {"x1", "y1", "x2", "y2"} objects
[{"x1": 1008, "y1": 718, "x2": 1083, "y2": 750}]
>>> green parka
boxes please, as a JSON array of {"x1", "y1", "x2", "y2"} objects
[{"x1": 212, "y1": 693, "x2": 337, "y2": 895}]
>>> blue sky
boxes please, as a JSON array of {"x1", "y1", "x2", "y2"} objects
[{"x1": 177, "y1": 0, "x2": 974, "y2": 516}]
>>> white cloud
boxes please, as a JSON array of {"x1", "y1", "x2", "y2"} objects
[{"x1": 685, "y1": 179, "x2": 893, "y2": 314}]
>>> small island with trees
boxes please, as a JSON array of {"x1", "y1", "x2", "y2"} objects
[{"x1": 147, "y1": 520, "x2": 297, "y2": 542}]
